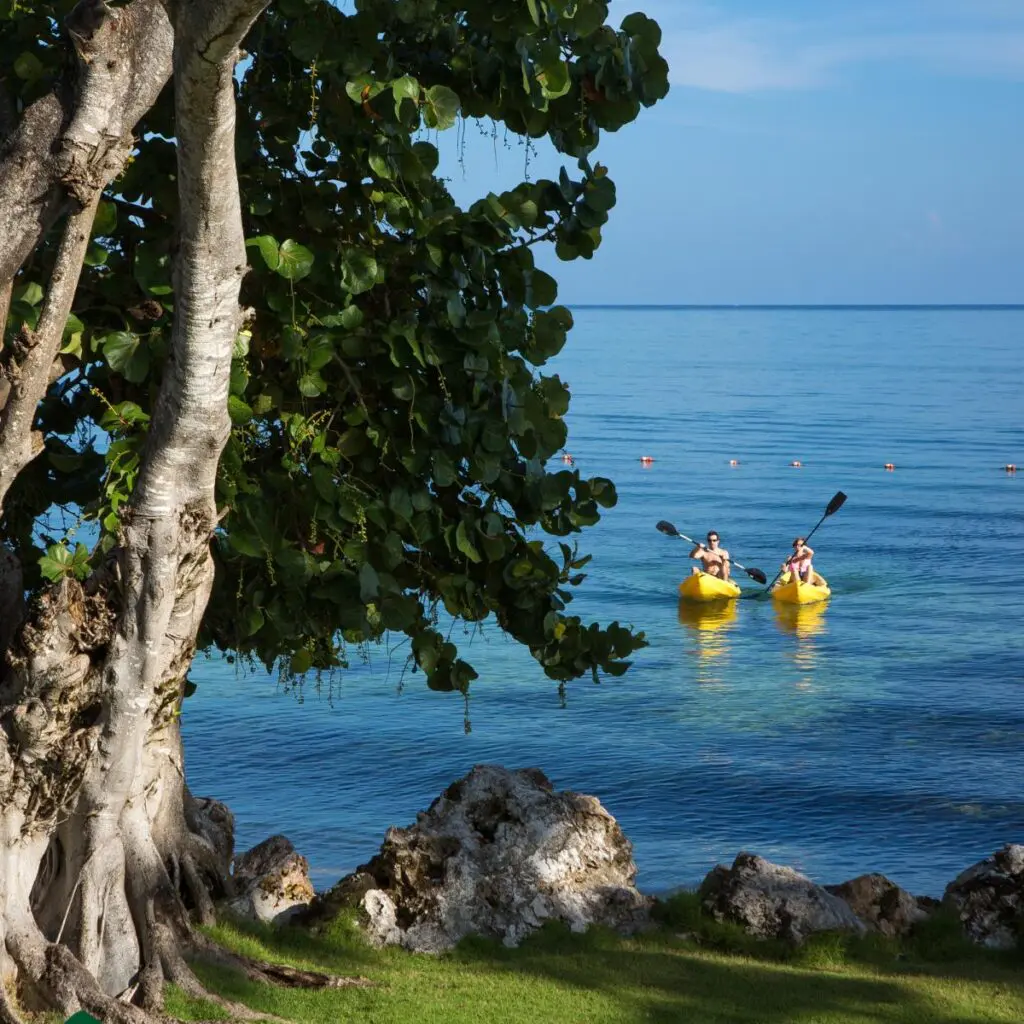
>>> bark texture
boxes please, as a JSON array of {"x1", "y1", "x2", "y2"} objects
[
  {"x1": 0, "y1": 1, "x2": 268, "y2": 1019},
  {"x1": 0, "y1": 0, "x2": 172, "y2": 295}
]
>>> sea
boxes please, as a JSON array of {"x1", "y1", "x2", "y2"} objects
[{"x1": 183, "y1": 306, "x2": 1024, "y2": 897}]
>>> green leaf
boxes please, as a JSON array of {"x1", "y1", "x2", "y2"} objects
[
  {"x1": 289, "y1": 23, "x2": 322, "y2": 62},
  {"x1": 359, "y1": 562, "x2": 380, "y2": 602},
  {"x1": 423, "y1": 85, "x2": 460, "y2": 130},
  {"x1": 277, "y1": 240, "x2": 314, "y2": 281},
  {"x1": 62, "y1": 312, "x2": 84, "y2": 337},
  {"x1": 92, "y1": 200, "x2": 117, "y2": 237},
  {"x1": 39, "y1": 543, "x2": 90, "y2": 582},
  {"x1": 228, "y1": 531, "x2": 264, "y2": 557},
  {"x1": 99, "y1": 401, "x2": 149, "y2": 431},
  {"x1": 243, "y1": 607, "x2": 265, "y2": 637},
  {"x1": 13, "y1": 51, "x2": 43, "y2": 81},
  {"x1": 412, "y1": 141, "x2": 439, "y2": 173},
  {"x1": 455, "y1": 521, "x2": 481, "y2": 563},
  {"x1": 621, "y1": 11, "x2": 662, "y2": 45},
  {"x1": 392, "y1": 74, "x2": 420, "y2": 117},
  {"x1": 527, "y1": 269, "x2": 558, "y2": 308},
  {"x1": 14, "y1": 281, "x2": 43, "y2": 307},
  {"x1": 134, "y1": 244, "x2": 173, "y2": 295},
  {"x1": 340, "y1": 252, "x2": 378, "y2": 295},
  {"x1": 290, "y1": 649, "x2": 313, "y2": 674},
  {"x1": 345, "y1": 76, "x2": 385, "y2": 105},
  {"x1": 573, "y1": 1, "x2": 609, "y2": 36},
  {"x1": 368, "y1": 152, "x2": 392, "y2": 179},
  {"x1": 537, "y1": 58, "x2": 571, "y2": 100},
  {"x1": 101, "y1": 332, "x2": 150, "y2": 383},
  {"x1": 246, "y1": 235, "x2": 281, "y2": 271},
  {"x1": 298, "y1": 371, "x2": 326, "y2": 397},
  {"x1": 83, "y1": 243, "x2": 108, "y2": 267},
  {"x1": 446, "y1": 293, "x2": 466, "y2": 327},
  {"x1": 312, "y1": 466, "x2": 336, "y2": 501},
  {"x1": 228, "y1": 395, "x2": 254, "y2": 424}
]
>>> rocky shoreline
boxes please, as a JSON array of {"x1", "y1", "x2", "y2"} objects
[{"x1": 201, "y1": 765, "x2": 1024, "y2": 954}]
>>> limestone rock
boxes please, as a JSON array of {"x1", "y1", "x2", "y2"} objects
[
  {"x1": 700, "y1": 852, "x2": 867, "y2": 944},
  {"x1": 311, "y1": 764, "x2": 652, "y2": 953},
  {"x1": 825, "y1": 874, "x2": 934, "y2": 938},
  {"x1": 190, "y1": 795, "x2": 235, "y2": 874},
  {"x1": 944, "y1": 844, "x2": 1024, "y2": 949},
  {"x1": 228, "y1": 835, "x2": 315, "y2": 925}
]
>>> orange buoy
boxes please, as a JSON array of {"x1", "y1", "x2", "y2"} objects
[
  {"x1": 884, "y1": 463, "x2": 895, "y2": 471},
  {"x1": 790, "y1": 460, "x2": 802, "y2": 468},
  {"x1": 639, "y1": 455, "x2": 655, "y2": 465},
  {"x1": 729, "y1": 459, "x2": 740, "y2": 467},
  {"x1": 1006, "y1": 464, "x2": 1017, "y2": 473}
]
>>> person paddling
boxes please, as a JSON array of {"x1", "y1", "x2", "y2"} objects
[
  {"x1": 783, "y1": 537, "x2": 815, "y2": 583},
  {"x1": 689, "y1": 531, "x2": 731, "y2": 581}
]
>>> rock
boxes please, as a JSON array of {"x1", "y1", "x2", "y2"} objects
[
  {"x1": 310, "y1": 764, "x2": 652, "y2": 953},
  {"x1": 189, "y1": 795, "x2": 235, "y2": 874},
  {"x1": 943, "y1": 844, "x2": 1024, "y2": 949},
  {"x1": 700, "y1": 852, "x2": 868, "y2": 944},
  {"x1": 825, "y1": 874, "x2": 933, "y2": 938},
  {"x1": 227, "y1": 835, "x2": 315, "y2": 925}
]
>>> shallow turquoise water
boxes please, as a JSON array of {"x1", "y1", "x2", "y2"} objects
[{"x1": 184, "y1": 307, "x2": 1024, "y2": 896}]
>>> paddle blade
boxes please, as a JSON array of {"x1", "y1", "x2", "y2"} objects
[
  {"x1": 745, "y1": 566, "x2": 768, "y2": 584},
  {"x1": 656, "y1": 520, "x2": 679, "y2": 537},
  {"x1": 825, "y1": 491, "x2": 847, "y2": 517}
]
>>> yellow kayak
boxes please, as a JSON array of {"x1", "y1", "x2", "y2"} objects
[
  {"x1": 679, "y1": 570, "x2": 741, "y2": 602},
  {"x1": 770, "y1": 570, "x2": 830, "y2": 605}
]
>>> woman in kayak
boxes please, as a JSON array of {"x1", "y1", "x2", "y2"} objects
[
  {"x1": 784, "y1": 537, "x2": 815, "y2": 583},
  {"x1": 689, "y1": 531, "x2": 731, "y2": 580}
]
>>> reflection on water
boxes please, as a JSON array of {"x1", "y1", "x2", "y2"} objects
[
  {"x1": 774, "y1": 602, "x2": 829, "y2": 688},
  {"x1": 678, "y1": 599, "x2": 738, "y2": 687}
]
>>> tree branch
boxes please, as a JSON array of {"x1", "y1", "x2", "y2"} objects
[
  {"x1": 0, "y1": 0, "x2": 173, "y2": 293},
  {"x1": 0, "y1": 195, "x2": 100, "y2": 515},
  {"x1": 133, "y1": 0, "x2": 268, "y2": 519},
  {"x1": 0, "y1": 279, "x2": 11, "y2": 354}
]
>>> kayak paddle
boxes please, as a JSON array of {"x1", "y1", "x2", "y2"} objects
[
  {"x1": 763, "y1": 490, "x2": 847, "y2": 593},
  {"x1": 656, "y1": 521, "x2": 768, "y2": 584}
]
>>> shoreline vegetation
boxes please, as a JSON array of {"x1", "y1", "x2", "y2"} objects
[{"x1": 165, "y1": 904, "x2": 1024, "y2": 1024}]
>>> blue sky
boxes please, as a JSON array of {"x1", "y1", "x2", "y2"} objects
[{"x1": 443, "y1": 0, "x2": 1024, "y2": 305}]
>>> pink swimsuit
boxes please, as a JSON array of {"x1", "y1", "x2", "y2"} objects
[{"x1": 788, "y1": 557, "x2": 812, "y2": 581}]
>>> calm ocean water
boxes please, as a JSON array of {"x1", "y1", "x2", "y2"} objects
[{"x1": 183, "y1": 307, "x2": 1024, "y2": 897}]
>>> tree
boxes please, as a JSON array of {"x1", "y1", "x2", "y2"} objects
[{"x1": 0, "y1": 0, "x2": 667, "y2": 1019}]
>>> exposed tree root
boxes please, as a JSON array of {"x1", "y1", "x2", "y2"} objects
[{"x1": 191, "y1": 934, "x2": 375, "y2": 990}]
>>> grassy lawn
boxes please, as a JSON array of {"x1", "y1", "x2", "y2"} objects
[{"x1": 166, "y1": 895, "x2": 1024, "y2": 1024}]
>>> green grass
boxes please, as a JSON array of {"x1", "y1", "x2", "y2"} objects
[{"x1": 165, "y1": 895, "x2": 1024, "y2": 1024}]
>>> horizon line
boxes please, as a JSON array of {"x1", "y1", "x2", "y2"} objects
[{"x1": 565, "y1": 303, "x2": 1024, "y2": 310}]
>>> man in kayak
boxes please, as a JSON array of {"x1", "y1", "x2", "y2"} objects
[
  {"x1": 689, "y1": 531, "x2": 731, "y2": 580},
  {"x1": 783, "y1": 537, "x2": 815, "y2": 583}
]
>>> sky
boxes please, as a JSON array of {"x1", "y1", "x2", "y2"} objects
[{"x1": 442, "y1": 0, "x2": 1024, "y2": 305}]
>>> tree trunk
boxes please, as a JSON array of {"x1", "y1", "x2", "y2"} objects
[{"x1": 0, "y1": 2, "x2": 268, "y2": 1018}]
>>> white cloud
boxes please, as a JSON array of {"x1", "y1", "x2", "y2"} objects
[{"x1": 642, "y1": 1, "x2": 1024, "y2": 93}]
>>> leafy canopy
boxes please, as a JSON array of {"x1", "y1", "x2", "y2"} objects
[{"x1": 2, "y1": 0, "x2": 668, "y2": 692}]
